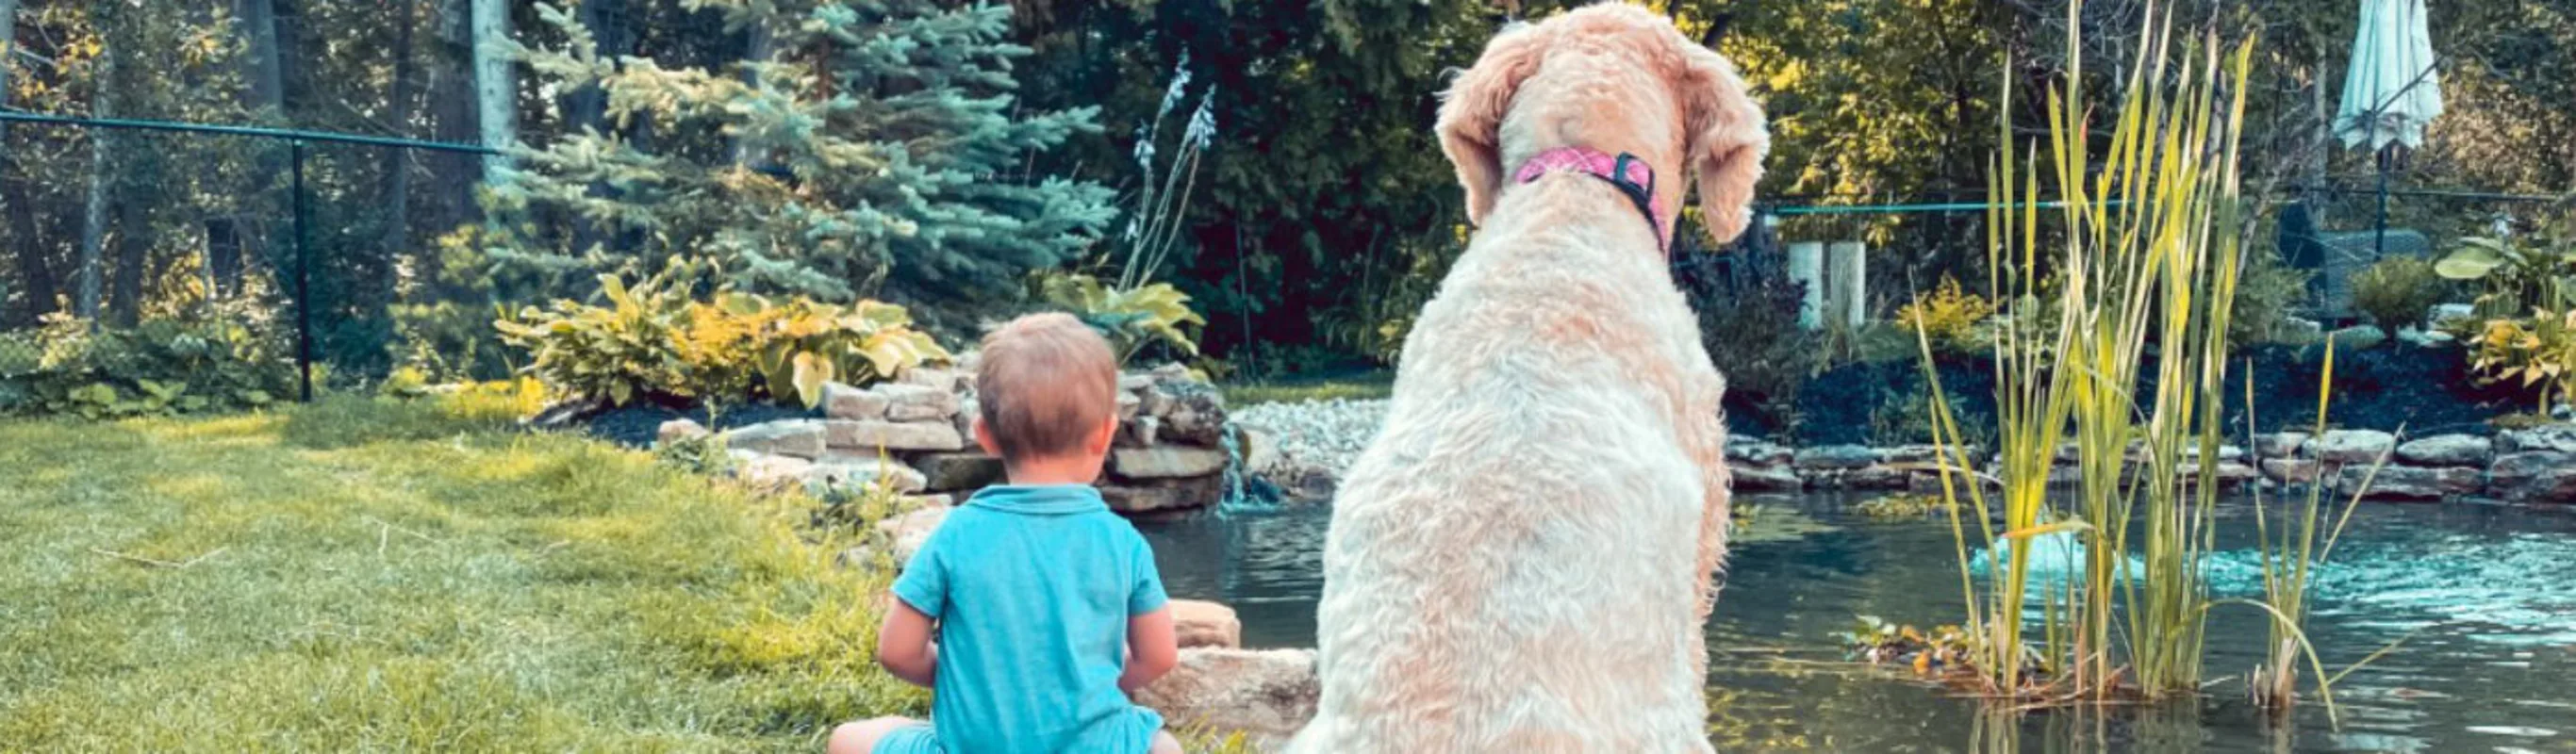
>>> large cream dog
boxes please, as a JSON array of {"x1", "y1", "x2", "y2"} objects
[{"x1": 1286, "y1": 6, "x2": 1766, "y2": 752}]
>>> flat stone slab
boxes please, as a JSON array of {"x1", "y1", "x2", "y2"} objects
[
  {"x1": 1113, "y1": 447, "x2": 1229, "y2": 480},
  {"x1": 828, "y1": 419, "x2": 966, "y2": 452},
  {"x1": 1133, "y1": 648, "x2": 1319, "y2": 746},
  {"x1": 724, "y1": 419, "x2": 828, "y2": 459}
]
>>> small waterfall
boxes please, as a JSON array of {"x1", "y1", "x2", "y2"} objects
[{"x1": 1214, "y1": 420, "x2": 1274, "y2": 516}]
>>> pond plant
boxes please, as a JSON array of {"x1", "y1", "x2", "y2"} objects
[{"x1": 1912, "y1": 0, "x2": 2259, "y2": 706}]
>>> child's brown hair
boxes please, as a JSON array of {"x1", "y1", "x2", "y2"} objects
[{"x1": 974, "y1": 313, "x2": 1119, "y2": 461}]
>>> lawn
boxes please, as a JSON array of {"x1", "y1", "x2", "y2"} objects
[{"x1": 0, "y1": 391, "x2": 919, "y2": 750}]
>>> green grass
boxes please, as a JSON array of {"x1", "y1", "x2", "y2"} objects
[
  {"x1": 0, "y1": 394, "x2": 922, "y2": 750},
  {"x1": 1221, "y1": 374, "x2": 1395, "y2": 406}
]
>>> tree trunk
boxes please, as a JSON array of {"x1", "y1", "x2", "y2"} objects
[
  {"x1": 471, "y1": 0, "x2": 515, "y2": 179},
  {"x1": 239, "y1": 0, "x2": 285, "y2": 117},
  {"x1": 108, "y1": 164, "x2": 150, "y2": 327},
  {"x1": 380, "y1": 0, "x2": 419, "y2": 271},
  {"x1": 0, "y1": 0, "x2": 58, "y2": 324},
  {"x1": 76, "y1": 6, "x2": 124, "y2": 322},
  {"x1": 423, "y1": 0, "x2": 478, "y2": 235}
]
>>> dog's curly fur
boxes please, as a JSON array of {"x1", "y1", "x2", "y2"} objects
[{"x1": 1284, "y1": 6, "x2": 1767, "y2": 752}]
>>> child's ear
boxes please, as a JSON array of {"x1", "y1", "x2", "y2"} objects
[
  {"x1": 973, "y1": 417, "x2": 1001, "y2": 457},
  {"x1": 1088, "y1": 414, "x2": 1120, "y2": 455}
]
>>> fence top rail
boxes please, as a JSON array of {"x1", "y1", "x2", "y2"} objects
[{"x1": 0, "y1": 109, "x2": 501, "y2": 155}]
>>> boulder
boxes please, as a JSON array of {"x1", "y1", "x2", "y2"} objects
[
  {"x1": 1239, "y1": 428, "x2": 1280, "y2": 476},
  {"x1": 876, "y1": 506, "x2": 949, "y2": 568},
  {"x1": 828, "y1": 419, "x2": 966, "y2": 452},
  {"x1": 1274, "y1": 462, "x2": 1339, "y2": 502},
  {"x1": 1840, "y1": 466, "x2": 1911, "y2": 490},
  {"x1": 724, "y1": 419, "x2": 828, "y2": 459},
  {"x1": 954, "y1": 397, "x2": 981, "y2": 441},
  {"x1": 1119, "y1": 374, "x2": 1157, "y2": 393},
  {"x1": 2338, "y1": 465, "x2": 2481, "y2": 500},
  {"x1": 2260, "y1": 458, "x2": 2322, "y2": 484},
  {"x1": 1169, "y1": 599, "x2": 1243, "y2": 649},
  {"x1": 1794, "y1": 445, "x2": 1881, "y2": 470},
  {"x1": 1118, "y1": 416, "x2": 1164, "y2": 448},
  {"x1": 1132, "y1": 648, "x2": 1320, "y2": 745},
  {"x1": 2307, "y1": 430, "x2": 2397, "y2": 464},
  {"x1": 736, "y1": 453, "x2": 817, "y2": 490},
  {"x1": 1148, "y1": 362, "x2": 1195, "y2": 384},
  {"x1": 812, "y1": 454, "x2": 929, "y2": 494},
  {"x1": 1116, "y1": 391, "x2": 1143, "y2": 423},
  {"x1": 822, "y1": 381, "x2": 889, "y2": 420},
  {"x1": 2254, "y1": 432, "x2": 2312, "y2": 459},
  {"x1": 657, "y1": 418, "x2": 710, "y2": 445},
  {"x1": 1103, "y1": 477, "x2": 1222, "y2": 513},
  {"x1": 2181, "y1": 461, "x2": 2259, "y2": 485},
  {"x1": 915, "y1": 451, "x2": 1006, "y2": 492},
  {"x1": 1113, "y1": 447, "x2": 1230, "y2": 480},
  {"x1": 874, "y1": 383, "x2": 961, "y2": 422},
  {"x1": 2325, "y1": 324, "x2": 2387, "y2": 352},
  {"x1": 2498, "y1": 424, "x2": 2576, "y2": 455},
  {"x1": 1729, "y1": 463, "x2": 1803, "y2": 493},
  {"x1": 1156, "y1": 388, "x2": 1229, "y2": 447},
  {"x1": 1724, "y1": 438, "x2": 1794, "y2": 467},
  {"x1": 897, "y1": 367, "x2": 966, "y2": 394},
  {"x1": 2181, "y1": 444, "x2": 2248, "y2": 463},
  {"x1": 2396, "y1": 434, "x2": 2493, "y2": 467},
  {"x1": 2487, "y1": 451, "x2": 2576, "y2": 502}
]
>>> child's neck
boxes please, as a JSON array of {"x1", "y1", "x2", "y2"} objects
[{"x1": 1005, "y1": 455, "x2": 1105, "y2": 486}]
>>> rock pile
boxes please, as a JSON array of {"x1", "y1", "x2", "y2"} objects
[{"x1": 660, "y1": 361, "x2": 1237, "y2": 514}]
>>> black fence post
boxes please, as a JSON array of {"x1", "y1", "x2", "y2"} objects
[{"x1": 292, "y1": 139, "x2": 312, "y2": 402}]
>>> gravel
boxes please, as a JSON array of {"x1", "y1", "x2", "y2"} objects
[{"x1": 1232, "y1": 398, "x2": 1387, "y2": 475}]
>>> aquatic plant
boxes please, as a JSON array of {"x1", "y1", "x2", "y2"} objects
[
  {"x1": 2240, "y1": 342, "x2": 2381, "y2": 722},
  {"x1": 1915, "y1": 0, "x2": 2256, "y2": 703}
]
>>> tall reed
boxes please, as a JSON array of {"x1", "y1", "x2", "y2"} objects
[{"x1": 1917, "y1": 0, "x2": 2254, "y2": 701}]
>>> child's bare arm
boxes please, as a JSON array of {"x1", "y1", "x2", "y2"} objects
[
  {"x1": 877, "y1": 598, "x2": 939, "y2": 688},
  {"x1": 1117, "y1": 606, "x2": 1179, "y2": 694}
]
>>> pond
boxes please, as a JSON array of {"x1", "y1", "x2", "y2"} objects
[{"x1": 1138, "y1": 493, "x2": 2576, "y2": 752}]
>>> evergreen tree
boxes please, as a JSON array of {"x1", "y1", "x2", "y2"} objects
[{"x1": 493, "y1": 0, "x2": 1115, "y2": 325}]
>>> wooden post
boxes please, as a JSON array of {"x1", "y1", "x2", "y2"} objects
[
  {"x1": 1827, "y1": 240, "x2": 1867, "y2": 328},
  {"x1": 1788, "y1": 241, "x2": 1825, "y2": 330}
]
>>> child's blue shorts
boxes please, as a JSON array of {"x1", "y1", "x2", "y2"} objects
[{"x1": 870, "y1": 723, "x2": 940, "y2": 754}]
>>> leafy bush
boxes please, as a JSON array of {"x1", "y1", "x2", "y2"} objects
[
  {"x1": 496, "y1": 268, "x2": 699, "y2": 407},
  {"x1": 2436, "y1": 219, "x2": 2576, "y2": 317},
  {"x1": 2350, "y1": 257, "x2": 2450, "y2": 336},
  {"x1": 496, "y1": 264, "x2": 950, "y2": 409},
  {"x1": 1691, "y1": 273, "x2": 1824, "y2": 434},
  {"x1": 1036, "y1": 272, "x2": 1207, "y2": 364},
  {"x1": 0, "y1": 304, "x2": 297, "y2": 418},
  {"x1": 2470, "y1": 307, "x2": 2576, "y2": 412},
  {"x1": 2230, "y1": 250, "x2": 2314, "y2": 349},
  {"x1": 1892, "y1": 277, "x2": 1995, "y2": 356}
]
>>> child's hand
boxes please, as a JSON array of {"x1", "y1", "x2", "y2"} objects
[
  {"x1": 1117, "y1": 607, "x2": 1179, "y2": 695},
  {"x1": 878, "y1": 598, "x2": 939, "y2": 688}
]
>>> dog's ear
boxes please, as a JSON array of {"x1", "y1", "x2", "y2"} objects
[
  {"x1": 1678, "y1": 44, "x2": 1769, "y2": 245},
  {"x1": 1437, "y1": 25, "x2": 1545, "y2": 227}
]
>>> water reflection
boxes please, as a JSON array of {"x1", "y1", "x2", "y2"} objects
[{"x1": 1136, "y1": 495, "x2": 2576, "y2": 751}]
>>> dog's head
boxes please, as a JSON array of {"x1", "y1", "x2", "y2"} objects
[{"x1": 1436, "y1": 5, "x2": 1770, "y2": 245}]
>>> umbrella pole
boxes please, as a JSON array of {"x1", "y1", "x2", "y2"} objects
[{"x1": 2374, "y1": 143, "x2": 2390, "y2": 261}]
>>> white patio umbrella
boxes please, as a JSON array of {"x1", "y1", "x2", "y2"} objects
[{"x1": 2334, "y1": 0, "x2": 2443, "y2": 257}]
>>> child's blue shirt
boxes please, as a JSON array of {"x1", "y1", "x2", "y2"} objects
[{"x1": 888, "y1": 484, "x2": 1169, "y2": 754}]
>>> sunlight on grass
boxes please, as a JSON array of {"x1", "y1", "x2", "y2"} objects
[
  {"x1": 0, "y1": 394, "x2": 920, "y2": 750},
  {"x1": 1222, "y1": 376, "x2": 1395, "y2": 406}
]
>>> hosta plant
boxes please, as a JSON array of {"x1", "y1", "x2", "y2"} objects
[
  {"x1": 495, "y1": 267, "x2": 699, "y2": 407},
  {"x1": 722, "y1": 294, "x2": 950, "y2": 409},
  {"x1": 2470, "y1": 307, "x2": 2576, "y2": 413},
  {"x1": 2435, "y1": 219, "x2": 2576, "y2": 318},
  {"x1": 1037, "y1": 271, "x2": 1206, "y2": 364}
]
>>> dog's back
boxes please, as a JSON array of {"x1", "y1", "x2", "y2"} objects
[{"x1": 1289, "y1": 174, "x2": 1727, "y2": 753}]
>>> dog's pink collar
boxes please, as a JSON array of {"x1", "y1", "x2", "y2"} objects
[{"x1": 1511, "y1": 146, "x2": 1671, "y2": 252}]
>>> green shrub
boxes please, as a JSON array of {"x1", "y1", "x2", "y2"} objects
[
  {"x1": 1893, "y1": 277, "x2": 1995, "y2": 356},
  {"x1": 2470, "y1": 307, "x2": 2576, "y2": 412},
  {"x1": 1693, "y1": 275, "x2": 1824, "y2": 433},
  {"x1": 1036, "y1": 272, "x2": 1207, "y2": 364},
  {"x1": 2350, "y1": 256, "x2": 2449, "y2": 336},
  {"x1": 2230, "y1": 250, "x2": 2314, "y2": 349},
  {"x1": 0, "y1": 303, "x2": 297, "y2": 418},
  {"x1": 496, "y1": 263, "x2": 951, "y2": 409},
  {"x1": 2436, "y1": 218, "x2": 2576, "y2": 317}
]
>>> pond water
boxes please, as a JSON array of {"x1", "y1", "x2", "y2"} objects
[{"x1": 1137, "y1": 493, "x2": 2576, "y2": 752}]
